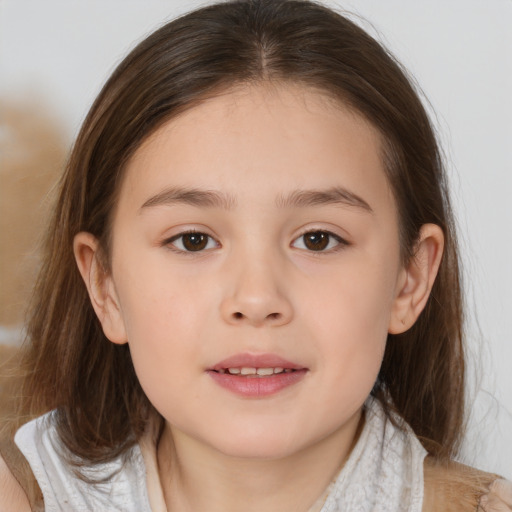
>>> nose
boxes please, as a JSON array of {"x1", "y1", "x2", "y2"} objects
[{"x1": 220, "y1": 252, "x2": 294, "y2": 328}]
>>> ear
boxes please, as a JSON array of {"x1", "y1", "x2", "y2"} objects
[
  {"x1": 388, "y1": 224, "x2": 444, "y2": 334},
  {"x1": 73, "y1": 232, "x2": 128, "y2": 344}
]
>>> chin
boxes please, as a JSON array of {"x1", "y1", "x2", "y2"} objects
[{"x1": 204, "y1": 427, "x2": 309, "y2": 460}]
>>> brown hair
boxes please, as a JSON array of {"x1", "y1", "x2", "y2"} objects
[{"x1": 18, "y1": 0, "x2": 464, "y2": 464}]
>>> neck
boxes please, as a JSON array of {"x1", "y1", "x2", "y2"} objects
[{"x1": 157, "y1": 409, "x2": 364, "y2": 512}]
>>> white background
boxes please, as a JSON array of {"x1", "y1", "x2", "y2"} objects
[{"x1": 1, "y1": 0, "x2": 510, "y2": 478}]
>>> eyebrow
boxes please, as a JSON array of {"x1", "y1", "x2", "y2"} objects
[
  {"x1": 140, "y1": 185, "x2": 372, "y2": 213},
  {"x1": 276, "y1": 187, "x2": 373, "y2": 213},
  {"x1": 140, "y1": 187, "x2": 236, "y2": 211}
]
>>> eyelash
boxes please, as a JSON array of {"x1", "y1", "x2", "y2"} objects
[
  {"x1": 164, "y1": 230, "x2": 219, "y2": 253},
  {"x1": 163, "y1": 229, "x2": 349, "y2": 254},
  {"x1": 292, "y1": 230, "x2": 349, "y2": 253}
]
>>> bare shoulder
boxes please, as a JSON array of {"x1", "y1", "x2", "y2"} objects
[
  {"x1": 0, "y1": 453, "x2": 31, "y2": 512},
  {"x1": 423, "y1": 456, "x2": 511, "y2": 512}
]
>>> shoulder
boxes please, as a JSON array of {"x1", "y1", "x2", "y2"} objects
[
  {"x1": 423, "y1": 456, "x2": 512, "y2": 512},
  {"x1": 0, "y1": 420, "x2": 45, "y2": 511},
  {"x1": 0, "y1": 453, "x2": 31, "y2": 512},
  {"x1": 480, "y1": 479, "x2": 512, "y2": 511}
]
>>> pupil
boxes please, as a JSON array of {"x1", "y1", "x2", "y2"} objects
[
  {"x1": 183, "y1": 233, "x2": 207, "y2": 251},
  {"x1": 304, "y1": 232, "x2": 329, "y2": 251}
]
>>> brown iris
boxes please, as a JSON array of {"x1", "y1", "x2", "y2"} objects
[
  {"x1": 303, "y1": 231, "x2": 330, "y2": 251},
  {"x1": 182, "y1": 233, "x2": 209, "y2": 251}
]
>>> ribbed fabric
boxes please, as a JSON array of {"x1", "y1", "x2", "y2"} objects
[{"x1": 320, "y1": 398, "x2": 425, "y2": 511}]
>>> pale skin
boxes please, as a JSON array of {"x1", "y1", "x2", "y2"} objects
[{"x1": 71, "y1": 83, "x2": 443, "y2": 512}]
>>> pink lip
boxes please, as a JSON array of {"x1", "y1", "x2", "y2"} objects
[
  {"x1": 209, "y1": 352, "x2": 305, "y2": 372},
  {"x1": 207, "y1": 352, "x2": 308, "y2": 398}
]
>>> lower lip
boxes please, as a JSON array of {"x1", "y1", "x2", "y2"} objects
[{"x1": 207, "y1": 370, "x2": 308, "y2": 397}]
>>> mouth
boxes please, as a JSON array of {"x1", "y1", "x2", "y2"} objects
[
  {"x1": 209, "y1": 352, "x2": 305, "y2": 372},
  {"x1": 207, "y1": 353, "x2": 308, "y2": 397},
  {"x1": 213, "y1": 366, "x2": 297, "y2": 376}
]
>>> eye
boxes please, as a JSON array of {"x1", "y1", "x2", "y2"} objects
[
  {"x1": 166, "y1": 231, "x2": 218, "y2": 252},
  {"x1": 291, "y1": 230, "x2": 347, "y2": 252}
]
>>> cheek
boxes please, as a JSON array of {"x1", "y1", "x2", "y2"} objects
[
  {"x1": 305, "y1": 253, "x2": 398, "y2": 339},
  {"x1": 301, "y1": 254, "x2": 397, "y2": 390},
  {"x1": 115, "y1": 248, "x2": 215, "y2": 334},
  {"x1": 118, "y1": 284, "x2": 212, "y2": 420},
  {"x1": 112, "y1": 260, "x2": 217, "y2": 387},
  {"x1": 312, "y1": 291, "x2": 388, "y2": 383}
]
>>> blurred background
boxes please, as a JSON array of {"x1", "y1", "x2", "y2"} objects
[{"x1": 0, "y1": 0, "x2": 511, "y2": 477}]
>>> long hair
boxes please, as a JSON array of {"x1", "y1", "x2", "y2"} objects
[{"x1": 18, "y1": 0, "x2": 464, "y2": 463}]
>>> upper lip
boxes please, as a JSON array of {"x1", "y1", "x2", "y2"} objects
[{"x1": 209, "y1": 352, "x2": 306, "y2": 371}]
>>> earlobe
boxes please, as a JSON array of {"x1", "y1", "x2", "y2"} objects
[
  {"x1": 73, "y1": 232, "x2": 128, "y2": 344},
  {"x1": 388, "y1": 224, "x2": 444, "y2": 334}
]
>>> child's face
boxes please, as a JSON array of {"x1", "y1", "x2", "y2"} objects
[{"x1": 104, "y1": 84, "x2": 406, "y2": 459}]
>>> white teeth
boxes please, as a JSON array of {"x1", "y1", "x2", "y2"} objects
[
  {"x1": 256, "y1": 368, "x2": 274, "y2": 376},
  {"x1": 224, "y1": 367, "x2": 290, "y2": 376}
]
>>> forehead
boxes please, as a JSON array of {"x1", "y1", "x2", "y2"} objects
[{"x1": 119, "y1": 83, "x2": 394, "y2": 214}]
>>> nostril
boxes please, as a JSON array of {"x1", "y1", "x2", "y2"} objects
[
  {"x1": 267, "y1": 313, "x2": 281, "y2": 320},
  {"x1": 233, "y1": 312, "x2": 244, "y2": 319}
]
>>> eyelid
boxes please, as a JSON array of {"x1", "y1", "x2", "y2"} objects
[
  {"x1": 291, "y1": 228, "x2": 350, "y2": 253},
  {"x1": 160, "y1": 226, "x2": 350, "y2": 254},
  {"x1": 162, "y1": 229, "x2": 220, "y2": 254}
]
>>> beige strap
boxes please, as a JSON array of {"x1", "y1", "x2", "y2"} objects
[
  {"x1": 423, "y1": 456, "x2": 500, "y2": 512},
  {"x1": 0, "y1": 435, "x2": 43, "y2": 512},
  {"x1": 479, "y1": 479, "x2": 512, "y2": 511}
]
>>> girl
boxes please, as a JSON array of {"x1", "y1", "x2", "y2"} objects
[{"x1": 1, "y1": 0, "x2": 510, "y2": 510}]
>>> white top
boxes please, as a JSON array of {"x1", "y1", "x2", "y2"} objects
[{"x1": 14, "y1": 398, "x2": 426, "y2": 512}]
